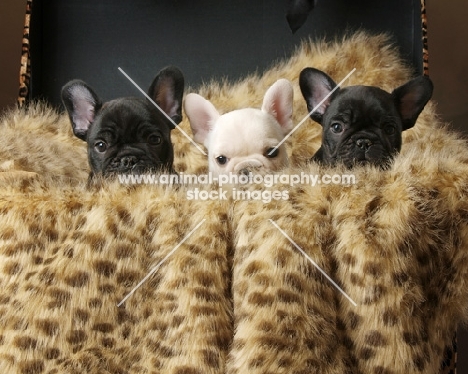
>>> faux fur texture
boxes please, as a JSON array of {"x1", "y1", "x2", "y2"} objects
[{"x1": 1, "y1": 32, "x2": 468, "y2": 374}]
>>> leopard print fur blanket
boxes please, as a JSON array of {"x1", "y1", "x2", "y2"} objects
[{"x1": 1, "y1": 32, "x2": 467, "y2": 374}]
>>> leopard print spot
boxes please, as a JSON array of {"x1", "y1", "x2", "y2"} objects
[
  {"x1": 116, "y1": 270, "x2": 141, "y2": 287},
  {"x1": 194, "y1": 287, "x2": 221, "y2": 302},
  {"x1": 247, "y1": 292, "x2": 274, "y2": 307},
  {"x1": 365, "y1": 331, "x2": 388, "y2": 347},
  {"x1": 0, "y1": 295, "x2": 10, "y2": 304},
  {"x1": 279, "y1": 326, "x2": 297, "y2": 339},
  {"x1": 99, "y1": 283, "x2": 116, "y2": 294},
  {"x1": 45, "y1": 348, "x2": 61, "y2": 360},
  {"x1": 66, "y1": 329, "x2": 87, "y2": 344},
  {"x1": 116, "y1": 206, "x2": 134, "y2": 226},
  {"x1": 149, "y1": 321, "x2": 169, "y2": 332},
  {"x1": 74, "y1": 308, "x2": 90, "y2": 322},
  {"x1": 392, "y1": 272, "x2": 409, "y2": 286},
  {"x1": 342, "y1": 253, "x2": 357, "y2": 267},
  {"x1": 174, "y1": 367, "x2": 202, "y2": 374},
  {"x1": 47, "y1": 287, "x2": 71, "y2": 305},
  {"x1": 0, "y1": 227, "x2": 16, "y2": 240},
  {"x1": 202, "y1": 349, "x2": 220, "y2": 368},
  {"x1": 363, "y1": 262, "x2": 382, "y2": 278},
  {"x1": 382, "y1": 308, "x2": 399, "y2": 326},
  {"x1": 193, "y1": 271, "x2": 216, "y2": 287},
  {"x1": 284, "y1": 272, "x2": 305, "y2": 292},
  {"x1": 342, "y1": 336, "x2": 354, "y2": 350},
  {"x1": 64, "y1": 271, "x2": 90, "y2": 287},
  {"x1": 18, "y1": 359, "x2": 44, "y2": 374},
  {"x1": 348, "y1": 311, "x2": 362, "y2": 329},
  {"x1": 248, "y1": 356, "x2": 266, "y2": 369},
  {"x1": 101, "y1": 337, "x2": 116, "y2": 348},
  {"x1": 171, "y1": 315, "x2": 185, "y2": 327},
  {"x1": 359, "y1": 347, "x2": 376, "y2": 360},
  {"x1": 191, "y1": 305, "x2": 219, "y2": 316},
  {"x1": 278, "y1": 357, "x2": 293, "y2": 367},
  {"x1": 257, "y1": 336, "x2": 289, "y2": 352},
  {"x1": 35, "y1": 319, "x2": 59, "y2": 336},
  {"x1": 44, "y1": 227, "x2": 59, "y2": 241},
  {"x1": 244, "y1": 261, "x2": 266, "y2": 276},
  {"x1": 275, "y1": 247, "x2": 291, "y2": 268},
  {"x1": 350, "y1": 273, "x2": 364, "y2": 286},
  {"x1": 13, "y1": 336, "x2": 37, "y2": 350},
  {"x1": 413, "y1": 355, "x2": 427, "y2": 371},
  {"x1": 83, "y1": 233, "x2": 107, "y2": 251},
  {"x1": 3, "y1": 261, "x2": 21, "y2": 275},
  {"x1": 403, "y1": 332, "x2": 420, "y2": 346},
  {"x1": 32, "y1": 256, "x2": 43, "y2": 264},
  {"x1": 88, "y1": 298, "x2": 102, "y2": 308},
  {"x1": 253, "y1": 273, "x2": 271, "y2": 287},
  {"x1": 93, "y1": 260, "x2": 117, "y2": 277},
  {"x1": 92, "y1": 323, "x2": 114, "y2": 333},
  {"x1": 277, "y1": 289, "x2": 301, "y2": 304}
]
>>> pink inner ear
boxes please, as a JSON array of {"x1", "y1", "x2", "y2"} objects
[
  {"x1": 71, "y1": 86, "x2": 97, "y2": 132},
  {"x1": 156, "y1": 85, "x2": 178, "y2": 117},
  {"x1": 184, "y1": 94, "x2": 220, "y2": 144},
  {"x1": 261, "y1": 79, "x2": 294, "y2": 133}
]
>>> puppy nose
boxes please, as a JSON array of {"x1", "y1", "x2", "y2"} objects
[
  {"x1": 120, "y1": 155, "x2": 138, "y2": 168},
  {"x1": 239, "y1": 168, "x2": 251, "y2": 176},
  {"x1": 356, "y1": 138, "x2": 373, "y2": 150}
]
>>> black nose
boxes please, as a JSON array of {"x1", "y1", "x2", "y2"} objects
[
  {"x1": 356, "y1": 138, "x2": 373, "y2": 151},
  {"x1": 120, "y1": 155, "x2": 138, "y2": 168},
  {"x1": 239, "y1": 168, "x2": 251, "y2": 176}
]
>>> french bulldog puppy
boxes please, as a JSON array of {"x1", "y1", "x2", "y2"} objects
[
  {"x1": 61, "y1": 66, "x2": 184, "y2": 179},
  {"x1": 184, "y1": 79, "x2": 294, "y2": 177},
  {"x1": 299, "y1": 67, "x2": 433, "y2": 168}
]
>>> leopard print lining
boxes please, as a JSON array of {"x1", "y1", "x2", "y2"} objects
[{"x1": 17, "y1": 0, "x2": 33, "y2": 108}]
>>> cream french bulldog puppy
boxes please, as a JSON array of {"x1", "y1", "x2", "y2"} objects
[{"x1": 184, "y1": 79, "x2": 294, "y2": 176}]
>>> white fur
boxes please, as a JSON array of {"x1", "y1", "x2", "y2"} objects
[{"x1": 184, "y1": 79, "x2": 294, "y2": 176}]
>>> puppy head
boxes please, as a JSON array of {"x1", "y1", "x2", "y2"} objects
[
  {"x1": 299, "y1": 67, "x2": 433, "y2": 168},
  {"x1": 185, "y1": 79, "x2": 294, "y2": 176},
  {"x1": 61, "y1": 66, "x2": 184, "y2": 177}
]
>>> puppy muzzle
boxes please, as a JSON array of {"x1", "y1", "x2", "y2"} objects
[{"x1": 233, "y1": 159, "x2": 264, "y2": 175}]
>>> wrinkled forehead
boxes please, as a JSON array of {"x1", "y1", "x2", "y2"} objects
[
  {"x1": 328, "y1": 86, "x2": 399, "y2": 118},
  {"x1": 100, "y1": 98, "x2": 171, "y2": 126},
  {"x1": 88, "y1": 98, "x2": 172, "y2": 139}
]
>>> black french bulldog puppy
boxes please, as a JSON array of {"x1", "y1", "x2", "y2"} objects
[
  {"x1": 61, "y1": 66, "x2": 184, "y2": 179},
  {"x1": 299, "y1": 67, "x2": 433, "y2": 168}
]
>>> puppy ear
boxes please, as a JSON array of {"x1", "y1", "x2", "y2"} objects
[
  {"x1": 261, "y1": 79, "x2": 294, "y2": 134},
  {"x1": 148, "y1": 66, "x2": 185, "y2": 127},
  {"x1": 299, "y1": 67, "x2": 337, "y2": 124},
  {"x1": 392, "y1": 75, "x2": 433, "y2": 130},
  {"x1": 286, "y1": 0, "x2": 318, "y2": 34},
  {"x1": 61, "y1": 80, "x2": 102, "y2": 141},
  {"x1": 184, "y1": 93, "x2": 220, "y2": 145}
]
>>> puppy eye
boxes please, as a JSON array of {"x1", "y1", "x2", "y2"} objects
[
  {"x1": 384, "y1": 126, "x2": 395, "y2": 135},
  {"x1": 216, "y1": 155, "x2": 228, "y2": 165},
  {"x1": 148, "y1": 134, "x2": 162, "y2": 145},
  {"x1": 331, "y1": 122, "x2": 343, "y2": 133},
  {"x1": 94, "y1": 141, "x2": 108, "y2": 153},
  {"x1": 265, "y1": 147, "x2": 279, "y2": 158}
]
